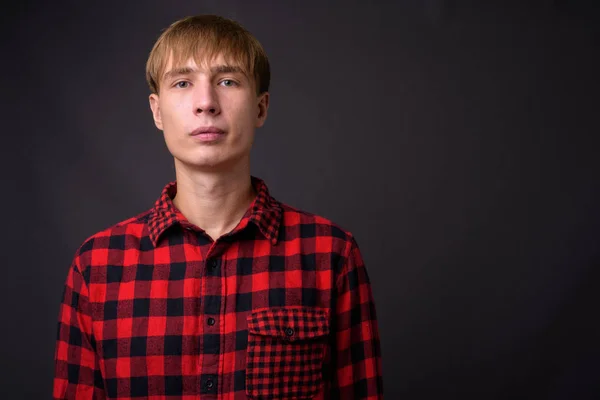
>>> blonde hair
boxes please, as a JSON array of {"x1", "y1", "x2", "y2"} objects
[{"x1": 145, "y1": 15, "x2": 270, "y2": 95}]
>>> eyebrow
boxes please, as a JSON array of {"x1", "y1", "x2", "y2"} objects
[{"x1": 163, "y1": 64, "x2": 245, "y2": 81}]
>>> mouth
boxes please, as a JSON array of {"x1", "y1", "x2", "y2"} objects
[{"x1": 190, "y1": 126, "x2": 226, "y2": 142}]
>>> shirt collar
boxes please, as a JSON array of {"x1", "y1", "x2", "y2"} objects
[{"x1": 147, "y1": 176, "x2": 282, "y2": 247}]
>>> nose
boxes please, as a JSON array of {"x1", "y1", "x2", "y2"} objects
[{"x1": 193, "y1": 82, "x2": 220, "y2": 116}]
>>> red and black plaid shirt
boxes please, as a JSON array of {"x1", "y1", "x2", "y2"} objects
[{"x1": 54, "y1": 176, "x2": 383, "y2": 399}]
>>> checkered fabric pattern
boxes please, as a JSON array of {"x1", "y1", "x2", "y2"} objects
[
  {"x1": 53, "y1": 176, "x2": 383, "y2": 399},
  {"x1": 246, "y1": 307, "x2": 330, "y2": 398}
]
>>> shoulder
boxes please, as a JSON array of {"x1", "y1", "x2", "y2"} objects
[
  {"x1": 71, "y1": 207, "x2": 154, "y2": 265},
  {"x1": 278, "y1": 201, "x2": 358, "y2": 250}
]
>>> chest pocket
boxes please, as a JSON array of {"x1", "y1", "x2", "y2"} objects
[{"x1": 246, "y1": 307, "x2": 330, "y2": 399}]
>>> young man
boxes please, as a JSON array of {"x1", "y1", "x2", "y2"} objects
[{"x1": 53, "y1": 15, "x2": 383, "y2": 399}]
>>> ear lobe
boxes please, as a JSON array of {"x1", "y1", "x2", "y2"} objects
[{"x1": 149, "y1": 94, "x2": 163, "y2": 130}]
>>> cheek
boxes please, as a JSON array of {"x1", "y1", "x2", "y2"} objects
[
  {"x1": 230, "y1": 96, "x2": 258, "y2": 122},
  {"x1": 161, "y1": 100, "x2": 187, "y2": 128}
]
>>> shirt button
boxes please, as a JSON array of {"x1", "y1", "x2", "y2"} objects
[
  {"x1": 206, "y1": 379, "x2": 214, "y2": 389},
  {"x1": 285, "y1": 327, "x2": 295, "y2": 337},
  {"x1": 208, "y1": 259, "x2": 219, "y2": 268},
  {"x1": 207, "y1": 317, "x2": 215, "y2": 326}
]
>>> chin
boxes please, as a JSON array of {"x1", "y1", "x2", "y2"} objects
[
  {"x1": 173, "y1": 148, "x2": 248, "y2": 171},
  {"x1": 178, "y1": 155, "x2": 233, "y2": 170}
]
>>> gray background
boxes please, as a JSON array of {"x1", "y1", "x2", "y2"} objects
[{"x1": 2, "y1": 0, "x2": 599, "y2": 398}]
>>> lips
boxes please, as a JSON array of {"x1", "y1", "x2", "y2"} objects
[{"x1": 191, "y1": 126, "x2": 225, "y2": 136}]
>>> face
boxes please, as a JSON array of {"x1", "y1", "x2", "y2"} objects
[{"x1": 149, "y1": 53, "x2": 269, "y2": 172}]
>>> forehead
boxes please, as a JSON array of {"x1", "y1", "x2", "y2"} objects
[{"x1": 161, "y1": 50, "x2": 248, "y2": 78}]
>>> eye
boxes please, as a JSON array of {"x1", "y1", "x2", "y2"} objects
[
  {"x1": 219, "y1": 79, "x2": 238, "y2": 87},
  {"x1": 174, "y1": 81, "x2": 190, "y2": 88}
]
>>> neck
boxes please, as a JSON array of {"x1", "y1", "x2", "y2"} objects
[{"x1": 172, "y1": 160, "x2": 257, "y2": 241}]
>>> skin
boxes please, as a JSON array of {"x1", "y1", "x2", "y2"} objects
[{"x1": 149, "y1": 52, "x2": 270, "y2": 240}]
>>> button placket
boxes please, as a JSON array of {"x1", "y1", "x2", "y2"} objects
[
  {"x1": 200, "y1": 375, "x2": 218, "y2": 394},
  {"x1": 200, "y1": 254, "x2": 222, "y2": 394}
]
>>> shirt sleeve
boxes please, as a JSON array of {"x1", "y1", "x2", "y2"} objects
[
  {"x1": 53, "y1": 256, "x2": 105, "y2": 399},
  {"x1": 330, "y1": 236, "x2": 384, "y2": 399}
]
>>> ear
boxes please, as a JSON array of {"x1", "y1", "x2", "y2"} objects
[
  {"x1": 255, "y1": 92, "x2": 270, "y2": 128},
  {"x1": 149, "y1": 93, "x2": 163, "y2": 130}
]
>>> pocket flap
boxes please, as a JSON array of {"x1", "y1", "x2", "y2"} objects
[{"x1": 247, "y1": 307, "x2": 330, "y2": 341}]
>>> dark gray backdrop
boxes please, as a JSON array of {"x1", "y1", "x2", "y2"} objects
[{"x1": 2, "y1": 0, "x2": 599, "y2": 398}]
